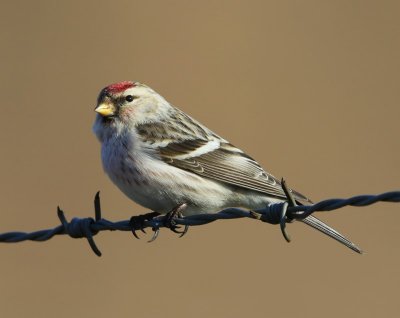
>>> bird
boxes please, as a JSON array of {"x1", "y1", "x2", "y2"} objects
[{"x1": 93, "y1": 81, "x2": 362, "y2": 253}]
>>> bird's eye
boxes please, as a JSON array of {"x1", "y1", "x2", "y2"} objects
[{"x1": 125, "y1": 95, "x2": 134, "y2": 102}]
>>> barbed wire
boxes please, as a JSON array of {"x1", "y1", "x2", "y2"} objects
[{"x1": 1, "y1": 180, "x2": 399, "y2": 256}]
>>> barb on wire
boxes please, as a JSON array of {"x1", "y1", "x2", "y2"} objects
[{"x1": 1, "y1": 181, "x2": 399, "y2": 256}]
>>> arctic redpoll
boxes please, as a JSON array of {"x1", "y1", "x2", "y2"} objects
[{"x1": 93, "y1": 81, "x2": 361, "y2": 253}]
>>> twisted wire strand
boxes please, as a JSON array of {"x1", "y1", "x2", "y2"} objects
[
  {"x1": 1, "y1": 190, "x2": 399, "y2": 257},
  {"x1": 288, "y1": 191, "x2": 400, "y2": 217}
]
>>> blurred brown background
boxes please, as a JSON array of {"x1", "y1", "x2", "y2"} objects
[{"x1": 1, "y1": 1, "x2": 399, "y2": 317}]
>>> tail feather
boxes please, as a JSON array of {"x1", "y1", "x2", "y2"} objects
[{"x1": 301, "y1": 215, "x2": 363, "y2": 254}]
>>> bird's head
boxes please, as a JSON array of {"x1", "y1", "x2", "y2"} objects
[{"x1": 93, "y1": 81, "x2": 170, "y2": 141}]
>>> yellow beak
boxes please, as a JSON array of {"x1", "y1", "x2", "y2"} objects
[{"x1": 95, "y1": 103, "x2": 116, "y2": 117}]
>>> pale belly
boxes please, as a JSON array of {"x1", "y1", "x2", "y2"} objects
[{"x1": 101, "y1": 139, "x2": 279, "y2": 215}]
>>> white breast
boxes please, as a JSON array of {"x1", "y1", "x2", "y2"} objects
[{"x1": 100, "y1": 132, "x2": 237, "y2": 214}]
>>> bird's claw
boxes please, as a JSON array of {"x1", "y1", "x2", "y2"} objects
[
  {"x1": 129, "y1": 212, "x2": 160, "y2": 239},
  {"x1": 147, "y1": 227, "x2": 160, "y2": 243},
  {"x1": 163, "y1": 203, "x2": 189, "y2": 238},
  {"x1": 148, "y1": 204, "x2": 188, "y2": 242},
  {"x1": 178, "y1": 224, "x2": 189, "y2": 238},
  {"x1": 129, "y1": 204, "x2": 189, "y2": 242}
]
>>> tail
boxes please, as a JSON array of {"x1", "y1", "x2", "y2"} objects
[{"x1": 300, "y1": 215, "x2": 363, "y2": 254}]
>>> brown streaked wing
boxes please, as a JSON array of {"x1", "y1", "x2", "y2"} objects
[
  {"x1": 136, "y1": 111, "x2": 310, "y2": 203},
  {"x1": 137, "y1": 110, "x2": 210, "y2": 144},
  {"x1": 161, "y1": 141, "x2": 310, "y2": 202}
]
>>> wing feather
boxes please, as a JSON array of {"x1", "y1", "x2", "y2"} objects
[{"x1": 137, "y1": 109, "x2": 310, "y2": 203}]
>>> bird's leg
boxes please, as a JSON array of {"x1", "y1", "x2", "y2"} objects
[
  {"x1": 131, "y1": 204, "x2": 189, "y2": 243},
  {"x1": 129, "y1": 212, "x2": 160, "y2": 239},
  {"x1": 163, "y1": 203, "x2": 189, "y2": 237},
  {"x1": 148, "y1": 203, "x2": 188, "y2": 243}
]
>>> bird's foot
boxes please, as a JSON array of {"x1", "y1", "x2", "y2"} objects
[
  {"x1": 147, "y1": 204, "x2": 189, "y2": 243},
  {"x1": 163, "y1": 203, "x2": 189, "y2": 237},
  {"x1": 130, "y1": 204, "x2": 189, "y2": 243},
  {"x1": 129, "y1": 212, "x2": 160, "y2": 240}
]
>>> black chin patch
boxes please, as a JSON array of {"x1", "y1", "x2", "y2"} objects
[{"x1": 101, "y1": 115, "x2": 117, "y2": 124}]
